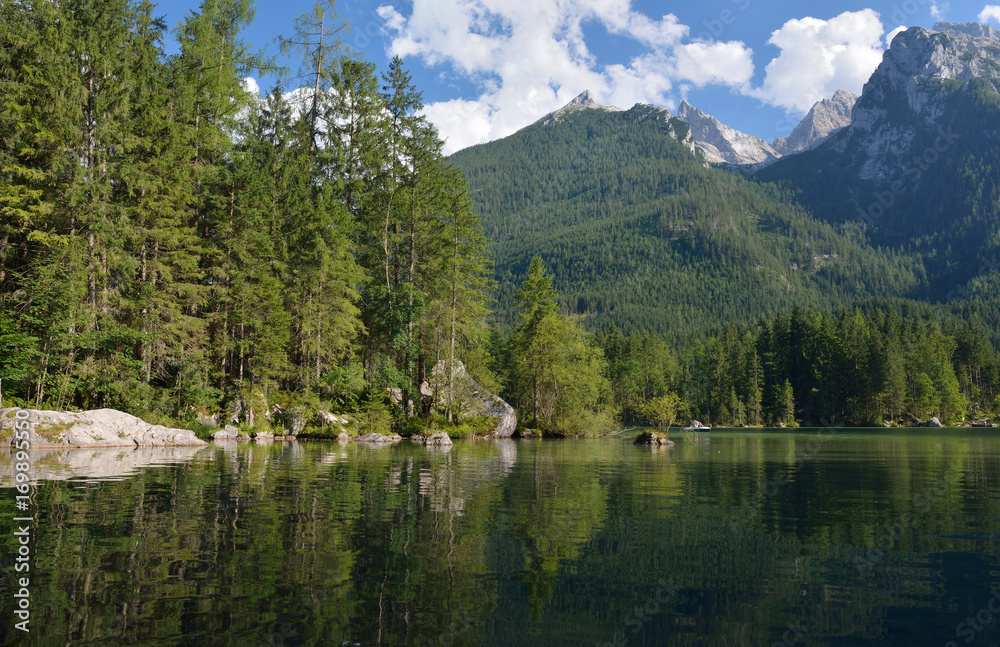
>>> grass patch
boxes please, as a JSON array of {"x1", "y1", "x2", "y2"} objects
[{"x1": 33, "y1": 422, "x2": 74, "y2": 440}]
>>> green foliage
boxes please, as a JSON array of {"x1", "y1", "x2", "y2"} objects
[
  {"x1": 509, "y1": 259, "x2": 615, "y2": 436},
  {"x1": 420, "y1": 414, "x2": 497, "y2": 438},
  {"x1": 637, "y1": 393, "x2": 683, "y2": 432},
  {"x1": 319, "y1": 363, "x2": 367, "y2": 409},
  {"x1": 5, "y1": 0, "x2": 1000, "y2": 438},
  {"x1": 0, "y1": 0, "x2": 492, "y2": 434},
  {"x1": 350, "y1": 399, "x2": 394, "y2": 436},
  {"x1": 637, "y1": 303, "x2": 978, "y2": 427}
]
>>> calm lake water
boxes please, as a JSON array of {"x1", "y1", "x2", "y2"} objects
[{"x1": 2, "y1": 429, "x2": 1000, "y2": 646}]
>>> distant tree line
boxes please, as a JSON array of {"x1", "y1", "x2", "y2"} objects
[{"x1": 595, "y1": 302, "x2": 999, "y2": 427}]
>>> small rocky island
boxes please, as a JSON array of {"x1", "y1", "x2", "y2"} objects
[{"x1": 633, "y1": 430, "x2": 674, "y2": 445}]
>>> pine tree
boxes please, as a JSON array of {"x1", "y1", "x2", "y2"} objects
[
  {"x1": 116, "y1": 2, "x2": 211, "y2": 410},
  {"x1": 432, "y1": 183, "x2": 494, "y2": 420}
]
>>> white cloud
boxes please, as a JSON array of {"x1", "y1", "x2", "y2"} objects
[
  {"x1": 422, "y1": 98, "x2": 495, "y2": 153},
  {"x1": 979, "y1": 5, "x2": 1000, "y2": 23},
  {"x1": 377, "y1": 4, "x2": 901, "y2": 152},
  {"x1": 378, "y1": 0, "x2": 753, "y2": 153},
  {"x1": 751, "y1": 10, "x2": 887, "y2": 114},
  {"x1": 931, "y1": 1, "x2": 948, "y2": 20},
  {"x1": 243, "y1": 77, "x2": 261, "y2": 95},
  {"x1": 669, "y1": 41, "x2": 755, "y2": 89}
]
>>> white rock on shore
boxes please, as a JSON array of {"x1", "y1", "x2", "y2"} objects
[
  {"x1": 412, "y1": 431, "x2": 454, "y2": 446},
  {"x1": 2, "y1": 408, "x2": 207, "y2": 448},
  {"x1": 428, "y1": 359, "x2": 517, "y2": 438}
]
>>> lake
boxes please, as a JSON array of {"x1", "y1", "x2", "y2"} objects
[{"x1": 2, "y1": 429, "x2": 999, "y2": 646}]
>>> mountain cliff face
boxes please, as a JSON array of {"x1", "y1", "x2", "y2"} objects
[
  {"x1": 761, "y1": 20, "x2": 1000, "y2": 197},
  {"x1": 842, "y1": 21, "x2": 1000, "y2": 181},
  {"x1": 772, "y1": 90, "x2": 858, "y2": 156},
  {"x1": 676, "y1": 100, "x2": 780, "y2": 165},
  {"x1": 757, "y1": 21, "x2": 1000, "y2": 293}
]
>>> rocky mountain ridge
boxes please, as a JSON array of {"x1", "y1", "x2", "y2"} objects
[
  {"x1": 534, "y1": 89, "x2": 856, "y2": 167},
  {"x1": 676, "y1": 100, "x2": 780, "y2": 165},
  {"x1": 536, "y1": 90, "x2": 624, "y2": 126},
  {"x1": 511, "y1": 22, "x2": 1000, "y2": 173},
  {"x1": 838, "y1": 21, "x2": 1000, "y2": 181}
]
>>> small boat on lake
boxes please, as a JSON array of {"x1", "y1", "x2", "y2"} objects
[{"x1": 683, "y1": 420, "x2": 711, "y2": 432}]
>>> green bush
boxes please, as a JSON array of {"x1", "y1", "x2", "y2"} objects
[{"x1": 350, "y1": 399, "x2": 394, "y2": 436}]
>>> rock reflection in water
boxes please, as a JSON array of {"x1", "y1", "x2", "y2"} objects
[{"x1": 0, "y1": 444, "x2": 209, "y2": 483}]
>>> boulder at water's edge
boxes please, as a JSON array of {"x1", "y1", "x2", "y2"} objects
[{"x1": 2, "y1": 408, "x2": 206, "y2": 448}]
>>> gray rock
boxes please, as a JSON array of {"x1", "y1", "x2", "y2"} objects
[
  {"x1": 428, "y1": 359, "x2": 517, "y2": 437},
  {"x1": 356, "y1": 433, "x2": 402, "y2": 444},
  {"x1": 252, "y1": 429, "x2": 274, "y2": 440},
  {"x1": 414, "y1": 431, "x2": 453, "y2": 446},
  {"x1": 316, "y1": 410, "x2": 349, "y2": 427},
  {"x1": 211, "y1": 424, "x2": 239, "y2": 440},
  {"x1": 2, "y1": 408, "x2": 207, "y2": 448},
  {"x1": 196, "y1": 412, "x2": 219, "y2": 428},
  {"x1": 283, "y1": 406, "x2": 307, "y2": 436},
  {"x1": 926, "y1": 416, "x2": 944, "y2": 427},
  {"x1": 336, "y1": 432, "x2": 353, "y2": 442},
  {"x1": 225, "y1": 384, "x2": 268, "y2": 426}
]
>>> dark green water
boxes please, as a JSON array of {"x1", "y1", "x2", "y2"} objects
[{"x1": 2, "y1": 430, "x2": 1000, "y2": 646}]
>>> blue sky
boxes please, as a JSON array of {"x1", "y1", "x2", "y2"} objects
[{"x1": 155, "y1": 0, "x2": 1000, "y2": 153}]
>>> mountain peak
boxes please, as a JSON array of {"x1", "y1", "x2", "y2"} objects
[
  {"x1": 772, "y1": 90, "x2": 858, "y2": 156},
  {"x1": 831, "y1": 89, "x2": 857, "y2": 102},
  {"x1": 536, "y1": 90, "x2": 623, "y2": 126},
  {"x1": 676, "y1": 100, "x2": 778, "y2": 165},
  {"x1": 568, "y1": 90, "x2": 597, "y2": 108},
  {"x1": 847, "y1": 20, "x2": 1000, "y2": 179}
]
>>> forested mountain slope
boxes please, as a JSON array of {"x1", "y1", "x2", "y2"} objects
[{"x1": 451, "y1": 104, "x2": 925, "y2": 337}]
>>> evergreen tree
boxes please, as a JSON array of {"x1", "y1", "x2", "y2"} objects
[
  {"x1": 511, "y1": 258, "x2": 613, "y2": 435},
  {"x1": 776, "y1": 379, "x2": 796, "y2": 426}
]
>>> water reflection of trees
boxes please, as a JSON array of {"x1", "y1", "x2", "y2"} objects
[{"x1": 0, "y1": 435, "x2": 998, "y2": 645}]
